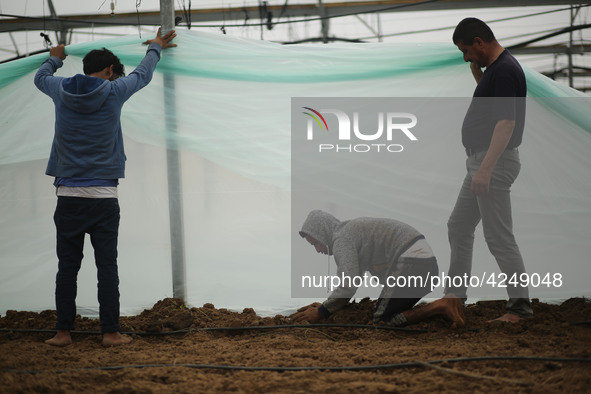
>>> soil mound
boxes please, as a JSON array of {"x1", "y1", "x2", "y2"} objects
[{"x1": 1, "y1": 298, "x2": 590, "y2": 393}]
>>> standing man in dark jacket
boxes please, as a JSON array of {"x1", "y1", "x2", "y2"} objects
[
  {"x1": 445, "y1": 18, "x2": 532, "y2": 322},
  {"x1": 35, "y1": 28, "x2": 177, "y2": 347}
]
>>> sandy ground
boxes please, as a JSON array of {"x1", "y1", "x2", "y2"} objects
[{"x1": 1, "y1": 297, "x2": 590, "y2": 393}]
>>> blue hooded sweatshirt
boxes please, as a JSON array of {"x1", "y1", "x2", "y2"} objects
[{"x1": 34, "y1": 43, "x2": 162, "y2": 180}]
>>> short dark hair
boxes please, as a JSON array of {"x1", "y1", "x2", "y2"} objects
[
  {"x1": 452, "y1": 17, "x2": 496, "y2": 45},
  {"x1": 83, "y1": 48, "x2": 125, "y2": 78}
]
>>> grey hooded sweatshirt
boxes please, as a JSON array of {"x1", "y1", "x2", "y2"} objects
[{"x1": 300, "y1": 210, "x2": 424, "y2": 316}]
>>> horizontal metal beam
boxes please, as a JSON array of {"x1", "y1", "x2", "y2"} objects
[
  {"x1": 0, "y1": 0, "x2": 581, "y2": 33},
  {"x1": 510, "y1": 44, "x2": 591, "y2": 55},
  {"x1": 543, "y1": 69, "x2": 591, "y2": 77}
]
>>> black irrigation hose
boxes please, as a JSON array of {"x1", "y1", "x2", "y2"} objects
[
  {"x1": 4, "y1": 318, "x2": 590, "y2": 336},
  {"x1": 15, "y1": 319, "x2": 591, "y2": 336},
  {"x1": 0, "y1": 323, "x2": 430, "y2": 336},
  {"x1": 0, "y1": 356, "x2": 589, "y2": 375}
]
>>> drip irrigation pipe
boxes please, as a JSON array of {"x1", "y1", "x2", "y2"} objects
[
  {"x1": 3, "y1": 319, "x2": 589, "y2": 336},
  {"x1": 570, "y1": 321, "x2": 591, "y2": 325},
  {"x1": 0, "y1": 323, "x2": 432, "y2": 336},
  {"x1": 0, "y1": 356, "x2": 589, "y2": 375},
  {"x1": 12, "y1": 319, "x2": 591, "y2": 336}
]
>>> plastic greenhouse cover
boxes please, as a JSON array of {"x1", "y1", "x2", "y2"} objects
[{"x1": 0, "y1": 30, "x2": 589, "y2": 317}]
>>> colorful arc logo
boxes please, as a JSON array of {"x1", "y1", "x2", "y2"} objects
[{"x1": 302, "y1": 107, "x2": 328, "y2": 131}]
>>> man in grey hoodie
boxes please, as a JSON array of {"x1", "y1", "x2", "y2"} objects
[{"x1": 292, "y1": 210, "x2": 464, "y2": 328}]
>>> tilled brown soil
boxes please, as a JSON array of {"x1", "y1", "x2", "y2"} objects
[{"x1": 1, "y1": 297, "x2": 590, "y2": 393}]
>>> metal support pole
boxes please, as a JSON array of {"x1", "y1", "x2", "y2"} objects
[
  {"x1": 160, "y1": 0, "x2": 187, "y2": 301},
  {"x1": 46, "y1": 0, "x2": 67, "y2": 45},
  {"x1": 568, "y1": 5, "x2": 574, "y2": 88},
  {"x1": 318, "y1": 0, "x2": 329, "y2": 44},
  {"x1": 8, "y1": 33, "x2": 20, "y2": 57},
  {"x1": 160, "y1": 0, "x2": 175, "y2": 33},
  {"x1": 377, "y1": 13, "x2": 382, "y2": 43}
]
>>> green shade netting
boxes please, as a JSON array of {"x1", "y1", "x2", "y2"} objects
[{"x1": 0, "y1": 30, "x2": 589, "y2": 316}]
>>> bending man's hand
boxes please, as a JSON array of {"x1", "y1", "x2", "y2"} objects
[
  {"x1": 291, "y1": 302, "x2": 322, "y2": 324},
  {"x1": 50, "y1": 44, "x2": 67, "y2": 60},
  {"x1": 143, "y1": 27, "x2": 177, "y2": 49}
]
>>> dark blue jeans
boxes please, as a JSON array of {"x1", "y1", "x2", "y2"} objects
[{"x1": 53, "y1": 197, "x2": 120, "y2": 333}]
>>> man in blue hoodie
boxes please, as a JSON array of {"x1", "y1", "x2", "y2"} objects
[{"x1": 34, "y1": 28, "x2": 177, "y2": 347}]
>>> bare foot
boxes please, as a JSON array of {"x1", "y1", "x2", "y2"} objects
[
  {"x1": 488, "y1": 313, "x2": 522, "y2": 324},
  {"x1": 402, "y1": 296, "x2": 465, "y2": 328},
  {"x1": 45, "y1": 330, "x2": 72, "y2": 347},
  {"x1": 102, "y1": 332, "x2": 132, "y2": 347},
  {"x1": 437, "y1": 297, "x2": 466, "y2": 328}
]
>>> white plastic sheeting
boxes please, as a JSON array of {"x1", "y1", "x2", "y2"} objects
[{"x1": 0, "y1": 30, "x2": 589, "y2": 317}]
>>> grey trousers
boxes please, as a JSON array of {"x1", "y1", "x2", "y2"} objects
[{"x1": 445, "y1": 149, "x2": 533, "y2": 318}]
